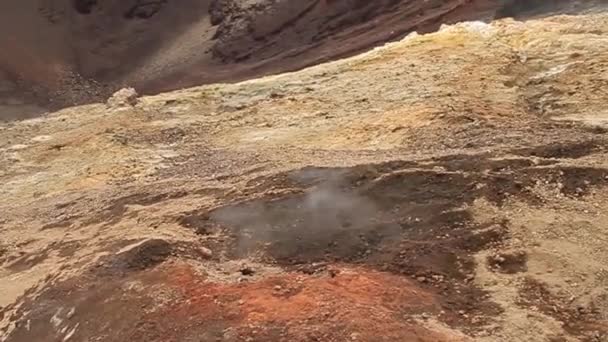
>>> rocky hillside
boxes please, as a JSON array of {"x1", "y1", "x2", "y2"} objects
[
  {"x1": 1, "y1": 0, "x2": 604, "y2": 121},
  {"x1": 1, "y1": 5, "x2": 608, "y2": 342}
]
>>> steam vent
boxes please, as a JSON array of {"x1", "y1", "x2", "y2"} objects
[{"x1": 1, "y1": 1, "x2": 608, "y2": 341}]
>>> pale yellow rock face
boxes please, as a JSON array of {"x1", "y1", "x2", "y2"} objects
[{"x1": 1, "y1": 13, "x2": 608, "y2": 342}]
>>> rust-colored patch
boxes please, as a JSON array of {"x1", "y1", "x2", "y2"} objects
[{"x1": 156, "y1": 263, "x2": 460, "y2": 341}]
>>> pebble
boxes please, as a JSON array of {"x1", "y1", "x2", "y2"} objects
[
  {"x1": 198, "y1": 247, "x2": 213, "y2": 258},
  {"x1": 432, "y1": 274, "x2": 444, "y2": 282},
  {"x1": 66, "y1": 307, "x2": 76, "y2": 319}
]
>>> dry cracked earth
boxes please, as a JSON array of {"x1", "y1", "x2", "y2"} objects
[{"x1": 2, "y1": 1, "x2": 608, "y2": 342}]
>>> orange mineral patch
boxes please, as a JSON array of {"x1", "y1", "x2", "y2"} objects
[{"x1": 158, "y1": 262, "x2": 460, "y2": 341}]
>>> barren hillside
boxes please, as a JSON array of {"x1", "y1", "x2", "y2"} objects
[
  {"x1": 0, "y1": 0, "x2": 605, "y2": 121},
  {"x1": 2, "y1": 2, "x2": 608, "y2": 342}
]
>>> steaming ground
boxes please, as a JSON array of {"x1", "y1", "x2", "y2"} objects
[{"x1": 2, "y1": 7, "x2": 608, "y2": 342}]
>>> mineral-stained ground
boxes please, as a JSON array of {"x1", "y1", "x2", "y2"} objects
[{"x1": 1, "y1": 2, "x2": 608, "y2": 342}]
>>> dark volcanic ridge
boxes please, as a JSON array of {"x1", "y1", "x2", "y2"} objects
[{"x1": 0, "y1": 0, "x2": 606, "y2": 120}]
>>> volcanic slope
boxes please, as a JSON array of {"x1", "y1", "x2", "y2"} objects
[
  {"x1": 1, "y1": 0, "x2": 606, "y2": 120},
  {"x1": 2, "y1": 9, "x2": 608, "y2": 342}
]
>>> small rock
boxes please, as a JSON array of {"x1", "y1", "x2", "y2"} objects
[
  {"x1": 223, "y1": 328, "x2": 238, "y2": 340},
  {"x1": 432, "y1": 274, "x2": 444, "y2": 282},
  {"x1": 66, "y1": 307, "x2": 76, "y2": 319},
  {"x1": 198, "y1": 247, "x2": 213, "y2": 258},
  {"x1": 492, "y1": 254, "x2": 506, "y2": 264},
  {"x1": 107, "y1": 87, "x2": 138, "y2": 108},
  {"x1": 240, "y1": 267, "x2": 255, "y2": 276},
  {"x1": 416, "y1": 276, "x2": 427, "y2": 283}
]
